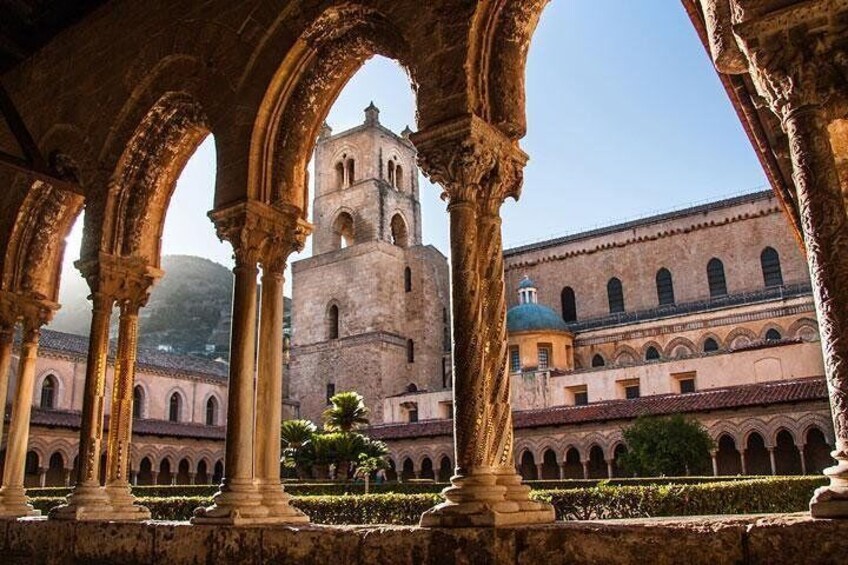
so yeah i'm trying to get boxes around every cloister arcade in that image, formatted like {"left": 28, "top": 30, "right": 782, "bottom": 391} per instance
{"left": 0, "top": 0, "right": 846, "bottom": 535}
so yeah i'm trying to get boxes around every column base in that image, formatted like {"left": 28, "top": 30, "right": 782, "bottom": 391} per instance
{"left": 419, "top": 468, "right": 554, "bottom": 527}
{"left": 49, "top": 484, "right": 114, "bottom": 521}
{"left": 257, "top": 480, "right": 310, "bottom": 523}
{"left": 103, "top": 483, "right": 151, "bottom": 521}
{"left": 0, "top": 486, "right": 40, "bottom": 518}
{"left": 191, "top": 479, "right": 272, "bottom": 526}
{"left": 810, "top": 459, "right": 848, "bottom": 518}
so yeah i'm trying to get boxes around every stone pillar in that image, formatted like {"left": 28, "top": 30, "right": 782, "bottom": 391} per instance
{"left": 0, "top": 302, "right": 52, "bottom": 517}
{"left": 731, "top": 5, "right": 848, "bottom": 517}
{"left": 39, "top": 468, "right": 47, "bottom": 488}
{"left": 130, "top": 471, "right": 137, "bottom": 487}
{"left": 194, "top": 201, "right": 310, "bottom": 525}
{"left": 581, "top": 461, "right": 589, "bottom": 480}
{"left": 605, "top": 460, "right": 614, "bottom": 479}
{"left": 558, "top": 463, "right": 566, "bottom": 480}
{"left": 64, "top": 470, "right": 71, "bottom": 487}
{"left": 740, "top": 452, "right": 747, "bottom": 476}
{"left": 799, "top": 447, "right": 807, "bottom": 476}
{"left": 150, "top": 471, "right": 158, "bottom": 485}
{"left": 0, "top": 292, "right": 17, "bottom": 449}
{"left": 254, "top": 205, "right": 309, "bottom": 523}
{"left": 413, "top": 116, "right": 553, "bottom": 527}
{"left": 710, "top": 451, "right": 718, "bottom": 477}
{"left": 188, "top": 473, "right": 196, "bottom": 486}
{"left": 768, "top": 448, "right": 777, "bottom": 476}
{"left": 103, "top": 264, "right": 159, "bottom": 520}
{"left": 51, "top": 259, "right": 117, "bottom": 520}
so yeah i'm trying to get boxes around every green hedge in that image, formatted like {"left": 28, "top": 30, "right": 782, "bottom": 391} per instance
{"left": 25, "top": 475, "right": 802, "bottom": 499}
{"left": 29, "top": 477, "right": 826, "bottom": 525}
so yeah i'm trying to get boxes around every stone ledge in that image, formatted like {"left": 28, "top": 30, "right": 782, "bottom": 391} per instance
{"left": 0, "top": 513, "right": 845, "bottom": 564}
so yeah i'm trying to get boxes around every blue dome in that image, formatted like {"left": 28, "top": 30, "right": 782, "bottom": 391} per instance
{"left": 507, "top": 303, "right": 569, "bottom": 333}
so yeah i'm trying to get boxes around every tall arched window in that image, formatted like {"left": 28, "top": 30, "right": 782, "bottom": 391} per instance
{"left": 655, "top": 268, "right": 675, "bottom": 306}
{"left": 40, "top": 375, "right": 57, "bottom": 409}
{"left": 407, "top": 339, "right": 415, "bottom": 363}
{"left": 395, "top": 164, "right": 403, "bottom": 189}
{"left": 169, "top": 392, "right": 181, "bottom": 422}
{"left": 707, "top": 258, "right": 727, "bottom": 297}
{"left": 390, "top": 214, "right": 409, "bottom": 247}
{"left": 404, "top": 267, "right": 412, "bottom": 292}
{"left": 561, "top": 286, "right": 577, "bottom": 322}
{"left": 591, "top": 354, "right": 606, "bottom": 368}
{"left": 333, "top": 212, "right": 355, "bottom": 249}
{"left": 133, "top": 385, "right": 144, "bottom": 419}
{"left": 607, "top": 277, "right": 624, "bottom": 314}
{"left": 387, "top": 160, "right": 395, "bottom": 186}
{"left": 328, "top": 304, "right": 340, "bottom": 340}
{"left": 760, "top": 247, "right": 783, "bottom": 287}
{"left": 206, "top": 396, "right": 218, "bottom": 426}
{"left": 335, "top": 161, "right": 345, "bottom": 189}
{"left": 346, "top": 158, "right": 355, "bottom": 185}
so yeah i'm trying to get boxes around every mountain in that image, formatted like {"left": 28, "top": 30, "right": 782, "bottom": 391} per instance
{"left": 49, "top": 255, "right": 290, "bottom": 359}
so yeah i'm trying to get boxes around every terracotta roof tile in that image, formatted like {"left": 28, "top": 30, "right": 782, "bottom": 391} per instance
{"left": 366, "top": 377, "right": 828, "bottom": 440}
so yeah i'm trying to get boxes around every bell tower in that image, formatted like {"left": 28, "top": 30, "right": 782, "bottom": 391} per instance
{"left": 311, "top": 102, "right": 422, "bottom": 256}
{"left": 288, "top": 103, "right": 452, "bottom": 425}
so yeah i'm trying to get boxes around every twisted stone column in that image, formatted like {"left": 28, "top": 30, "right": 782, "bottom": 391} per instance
{"left": 254, "top": 206, "right": 310, "bottom": 522}
{"left": 0, "top": 300, "right": 53, "bottom": 517}
{"left": 413, "top": 116, "right": 553, "bottom": 527}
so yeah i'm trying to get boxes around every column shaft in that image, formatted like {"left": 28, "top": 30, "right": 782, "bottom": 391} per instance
{"left": 0, "top": 320, "right": 41, "bottom": 516}
{"left": 256, "top": 269, "right": 284, "bottom": 483}
{"left": 787, "top": 107, "right": 848, "bottom": 516}
{"left": 0, "top": 324, "right": 14, "bottom": 447}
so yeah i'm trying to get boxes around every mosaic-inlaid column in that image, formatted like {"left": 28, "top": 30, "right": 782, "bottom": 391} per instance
{"left": 103, "top": 264, "right": 160, "bottom": 520}
{"left": 254, "top": 205, "right": 310, "bottom": 522}
{"left": 0, "top": 300, "right": 53, "bottom": 517}
{"left": 413, "top": 116, "right": 554, "bottom": 527}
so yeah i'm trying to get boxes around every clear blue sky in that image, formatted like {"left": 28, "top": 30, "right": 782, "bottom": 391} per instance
{"left": 62, "top": 1, "right": 766, "bottom": 297}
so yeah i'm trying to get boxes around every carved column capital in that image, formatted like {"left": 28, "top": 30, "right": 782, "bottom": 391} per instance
{"left": 210, "top": 200, "right": 312, "bottom": 271}
{"left": 75, "top": 253, "right": 162, "bottom": 311}
{"left": 412, "top": 115, "right": 527, "bottom": 213}
{"left": 734, "top": 4, "right": 848, "bottom": 121}
{"left": 15, "top": 294, "right": 58, "bottom": 337}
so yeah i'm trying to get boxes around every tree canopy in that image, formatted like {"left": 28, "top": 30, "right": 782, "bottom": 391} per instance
{"left": 323, "top": 391, "right": 370, "bottom": 433}
{"left": 618, "top": 415, "right": 714, "bottom": 477}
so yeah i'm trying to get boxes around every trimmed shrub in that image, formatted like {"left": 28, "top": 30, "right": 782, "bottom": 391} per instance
{"left": 29, "top": 477, "right": 825, "bottom": 524}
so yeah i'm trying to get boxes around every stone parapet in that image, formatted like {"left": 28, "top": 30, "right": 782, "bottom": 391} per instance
{"left": 0, "top": 513, "right": 847, "bottom": 563}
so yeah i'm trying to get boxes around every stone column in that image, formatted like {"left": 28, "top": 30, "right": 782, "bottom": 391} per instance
{"left": 581, "top": 461, "right": 589, "bottom": 480}
{"left": 605, "top": 460, "right": 614, "bottom": 479}
{"left": 799, "top": 447, "right": 807, "bottom": 475}
{"left": 0, "top": 296, "right": 16, "bottom": 449}
{"left": 768, "top": 448, "right": 777, "bottom": 476}
{"left": 413, "top": 116, "right": 553, "bottom": 527}
{"left": 39, "top": 468, "right": 47, "bottom": 488}
{"left": 740, "top": 452, "right": 747, "bottom": 476}
{"left": 254, "top": 205, "right": 310, "bottom": 523}
{"left": 535, "top": 464, "right": 544, "bottom": 481}
{"left": 710, "top": 451, "right": 718, "bottom": 477}
{"left": 188, "top": 473, "right": 196, "bottom": 486}
{"left": 558, "top": 463, "right": 566, "bottom": 480}
{"left": 103, "top": 265, "right": 159, "bottom": 520}
{"left": 150, "top": 471, "right": 158, "bottom": 485}
{"left": 51, "top": 261, "right": 116, "bottom": 520}
{"left": 194, "top": 201, "right": 299, "bottom": 525}
{"left": 64, "top": 470, "right": 71, "bottom": 487}
{"left": 732, "top": 7, "right": 848, "bottom": 517}
{"left": 0, "top": 302, "right": 52, "bottom": 517}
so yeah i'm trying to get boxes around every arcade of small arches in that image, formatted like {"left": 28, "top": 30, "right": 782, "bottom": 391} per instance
{"left": 12, "top": 444, "right": 224, "bottom": 489}
{"left": 577, "top": 318, "right": 818, "bottom": 370}
{"left": 0, "top": 0, "right": 846, "bottom": 529}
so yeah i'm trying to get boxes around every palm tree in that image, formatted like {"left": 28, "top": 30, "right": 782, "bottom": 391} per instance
{"left": 323, "top": 391, "right": 370, "bottom": 433}
{"left": 280, "top": 419, "right": 317, "bottom": 478}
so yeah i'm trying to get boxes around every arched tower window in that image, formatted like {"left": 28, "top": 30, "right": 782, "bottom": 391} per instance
{"left": 760, "top": 247, "right": 783, "bottom": 287}
{"left": 645, "top": 346, "right": 660, "bottom": 361}
{"left": 335, "top": 161, "right": 345, "bottom": 189}
{"left": 133, "top": 385, "right": 145, "bottom": 418}
{"left": 206, "top": 396, "right": 218, "bottom": 426}
{"left": 333, "top": 211, "right": 355, "bottom": 249}
{"left": 561, "top": 286, "right": 576, "bottom": 322}
{"left": 703, "top": 338, "right": 719, "bottom": 353}
{"left": 328, "top": 304, "right": 340, "bottom": 340}
{"left": 390, "top": 214, "right": 409, "bottom": 247}
{"left": 591, "top": 354, "right": 606, "bottom": 368}
{"left": 395, "top": 164, "right": 403, "bottom": 189}
{"left": 655, "top": 268, "right": 675, "bottom": 306}
{"left": 404, "top": 267, "right": 412, "bottom": 292}
{"left": 607, "top": 277, "right": 624, "bottom": 314}
{"left": 346, "top": 158, "right": 355, "bottom": 185}
{"left": 40, "top": 375, "right": 57, "bottom": 409}
{"left": 169, "top": 392, "right": 181, "bottom": 422}
{"left": 707, "top": 258, "right": 727, "bottom": 297}
{"left": 387, "top": 160, "right": 395, "bottom": 187}
{"left": 407, "top": 339, "right": 415, "bottom": 363}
